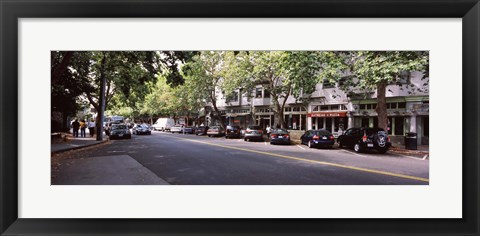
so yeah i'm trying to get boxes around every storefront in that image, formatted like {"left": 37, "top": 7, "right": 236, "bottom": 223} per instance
{"left": 255, "top": 107, "right": 273, "bottom": 131}
{"left": 283, "top": 106, "right": 307, "bottom": 130}
{"left": 225, "top": 107, "right": 251, "bottom": 129}
{"left": 308, "top": 111, "right": 348, "bottom": 134}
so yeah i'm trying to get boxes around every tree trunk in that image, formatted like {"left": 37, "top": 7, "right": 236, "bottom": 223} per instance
{"left": 274, "top": 102, "right": 285, "bottom": 129}
{"left": 96, "top": 53, "right": 107, "bottom": 141}
{"left": 212, "top": 102, "right": 225, "bottom": 129}
{"left": 62, "top": 111, "right": 69, "bottom": 132}
{"left": 375, "top": 81, "right": 388, "bottom": 131}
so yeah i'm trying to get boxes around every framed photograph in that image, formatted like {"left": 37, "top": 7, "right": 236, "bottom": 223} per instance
{"left": 1, "top": 0, "right": 479, "bottom": 235}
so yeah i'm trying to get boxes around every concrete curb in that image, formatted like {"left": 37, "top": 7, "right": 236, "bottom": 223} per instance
{"left": 51, "top": 139, "right": 109, "bottom": 155}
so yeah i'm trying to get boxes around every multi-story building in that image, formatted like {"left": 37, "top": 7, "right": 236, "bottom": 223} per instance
{"left": 206, "top": 71, "right": 429, "bottom": 146}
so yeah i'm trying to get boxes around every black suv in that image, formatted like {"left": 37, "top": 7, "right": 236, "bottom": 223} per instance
{"left": 225, "top": 125, "right": 241, "bottom": 139}
{"left": 337, "top": 127, "right": 391, "bottom": 153}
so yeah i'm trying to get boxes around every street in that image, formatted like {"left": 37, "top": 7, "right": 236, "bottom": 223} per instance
{"left": 52, "top": 130, "right": 429, "bottom": 185}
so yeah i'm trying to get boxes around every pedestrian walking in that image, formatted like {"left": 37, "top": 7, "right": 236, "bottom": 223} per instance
{"left": 80, "top": 119, "right": 87, "bottom": 138}
{"left": 88, "top": 118, "right": 96, "bottom": 137}
{"left": 72, "top": 119, "right": 80, "bottom": 137}
{"left": 266, "top": 125, "right": 271, "bottom": 140}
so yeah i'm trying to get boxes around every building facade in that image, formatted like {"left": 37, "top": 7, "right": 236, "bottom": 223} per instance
{"left": 206, "top": 71, "right": 429, "bottom": 146}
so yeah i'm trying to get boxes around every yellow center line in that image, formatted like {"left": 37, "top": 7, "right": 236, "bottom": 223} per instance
{"left": 170, "top": 136, "right": 429, "bottom": 183}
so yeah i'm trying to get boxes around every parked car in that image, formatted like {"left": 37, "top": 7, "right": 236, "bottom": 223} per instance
{"left": 225, "top": 125, "right": 241, "bottom": 139}
{"left": 269, "top": 128, "right": 290, "bottom": 145}
{"left": 109, "top": 124, "right": 131, "bottom": 139}
{"left": 132, "top": 124, "right": 151, "bottom": 135}
{"left": 195, "top": 126, "right": 209, "bottom": 135}
{"left": 244, "top": 125, "right": 263, "bottom": 141}
{"left": 337, "top": 127, "right": 391, "bottom": 153}
{"left": 152, "top": 118, "right": 175, "bottom": 131}
{"left": 207, "top": 126, "right": 225, "bottom": 137}
{"left": 104, "top": 120, "right": 123, "bottom": 135}
{"left": 182, "top": 126, "right": 196, "bottom": 134}
{"left": 170, "top": 125, "right": 184, "bottom": 133}
{"left": 300, "top": 129, "right": 335, "bottom": 148}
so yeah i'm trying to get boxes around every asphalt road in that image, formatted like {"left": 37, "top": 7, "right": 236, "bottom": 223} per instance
{"left": 66, "top": 130, "right": 429, "bottom": 185}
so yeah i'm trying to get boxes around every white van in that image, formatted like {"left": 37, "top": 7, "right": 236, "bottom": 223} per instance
{"left": 152, "top": 118, "right": 175, "bottom": 131}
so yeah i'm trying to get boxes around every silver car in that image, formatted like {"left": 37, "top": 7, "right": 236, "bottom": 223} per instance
{"left": 170, "top": 125, "right": 183, "bottom": 133}
{"left": 244, "top": 125, "right": 264, "bottom": 141}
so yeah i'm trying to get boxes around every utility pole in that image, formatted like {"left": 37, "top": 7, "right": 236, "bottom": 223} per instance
{"left": 96, "top": 53, "right": 107, "bottom": 141}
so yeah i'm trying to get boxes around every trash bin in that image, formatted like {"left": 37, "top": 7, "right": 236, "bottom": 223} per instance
{"left": 404, "top": 132, "right": 417, "bottom": 150}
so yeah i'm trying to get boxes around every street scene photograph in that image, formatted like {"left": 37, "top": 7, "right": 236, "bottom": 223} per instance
{"left": 51, "top": 51, "right": 430, "bottom": 185}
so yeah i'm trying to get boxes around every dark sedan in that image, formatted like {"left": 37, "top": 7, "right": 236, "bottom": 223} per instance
{"left": 300, "top": 129, "right": 335, "bottom": 148}
{"left": 109, "top": 124, "right": 132, "bottom": 140}
{"left": 269, "top": 128, "right": 290, "bottom": 145}
{"left": 132, "top": 124, "right": 151, "bottom": 135}
{"left": 195, "top": 126, "right": 209, "bottom": 135}
{"left": 225, "top": 125, "right": 241, "bottom": 139}
{"left": 182, "top": 126, "right": 196, "bottom": 134}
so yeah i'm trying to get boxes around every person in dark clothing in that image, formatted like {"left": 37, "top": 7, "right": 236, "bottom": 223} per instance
{"left": 72, "top": 119, "right": 80, "bottom": 137}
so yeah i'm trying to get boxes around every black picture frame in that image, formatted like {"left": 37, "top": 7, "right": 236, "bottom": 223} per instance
{"left": 1, "top": 0, "right": 479, "bottom": 235}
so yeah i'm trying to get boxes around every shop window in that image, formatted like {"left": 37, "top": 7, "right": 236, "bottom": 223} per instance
{"left": 340, "top": 104, "right": 347, "bottom": 110}
{"left": 227, "top": 92, "right": 239, "bottom": 102}
{"left": 361, "top": 118, "right": 369, "bottom": 128}
{"left": 255, "top": 87, "right": 262, "bottom": 98}
{"left": 335, "top": 117, "right": 348, "bottom": 132}
{"left": 394, "top": 117, "right": 404, "bottom": 135}
{"left": 264, "top": 89, "right": 271, "bottom": 98}
{"left": 323, "top": 79, "right": 335, "bottom": 88}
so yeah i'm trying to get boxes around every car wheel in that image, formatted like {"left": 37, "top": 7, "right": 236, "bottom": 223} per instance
{"left": 338, "top": 141, "right": 344, "bottom": 148}
{"left": 354, "top": 143, "right": 362, "bottom": 153}
{"left": 308, "top": 141, "right": 313, "bottom": 148}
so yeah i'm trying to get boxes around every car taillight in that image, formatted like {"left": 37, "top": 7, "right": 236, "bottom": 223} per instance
{"left": 271, "top": 134, "right": 278, "bottom": 138}
{"left": 284, "top": 134, "right": 289, "bottom": 138}
{"left": 258, "top": 130, "right": 263, "bottom": 134}
{"left": 362, "top": 135, "right": 367, "bottom": 142}
{"left": 329, "top": 135, "right": 334, "bottom": 140}
{"left": 387, "top": 136, "right": 390, "bottom": 142}
{"left": 313, "top": 135, "right": 320, "bottom": 140}
{"left": 246, "top": 130, "right": 252, "bottom": 134}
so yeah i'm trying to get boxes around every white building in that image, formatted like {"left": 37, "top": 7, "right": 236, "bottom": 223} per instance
{"left": 209, "top": 71, "right": 429, "bottom": 146}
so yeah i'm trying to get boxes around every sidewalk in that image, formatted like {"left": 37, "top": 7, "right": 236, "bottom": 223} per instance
{"left": 51, "top": 132, "right": 108, "bottom": 154}
{"left": 389, "top": 145, "right": 429, "bottom": 159}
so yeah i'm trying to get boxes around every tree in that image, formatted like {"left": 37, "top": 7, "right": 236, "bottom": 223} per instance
{"left": 222, "top": 51, "right": 323, "bottom": 128}
{"left": 182, "top": 51, "right": 226, "bottom": 128}
{"left": 51, "top": 51, "right": 91, "bottom": 132}
{"left": 320, "top": 51, "right": 429, "bottom": 131}
{"left": 52, "top": 51, "right": 196, "bottom": 133}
